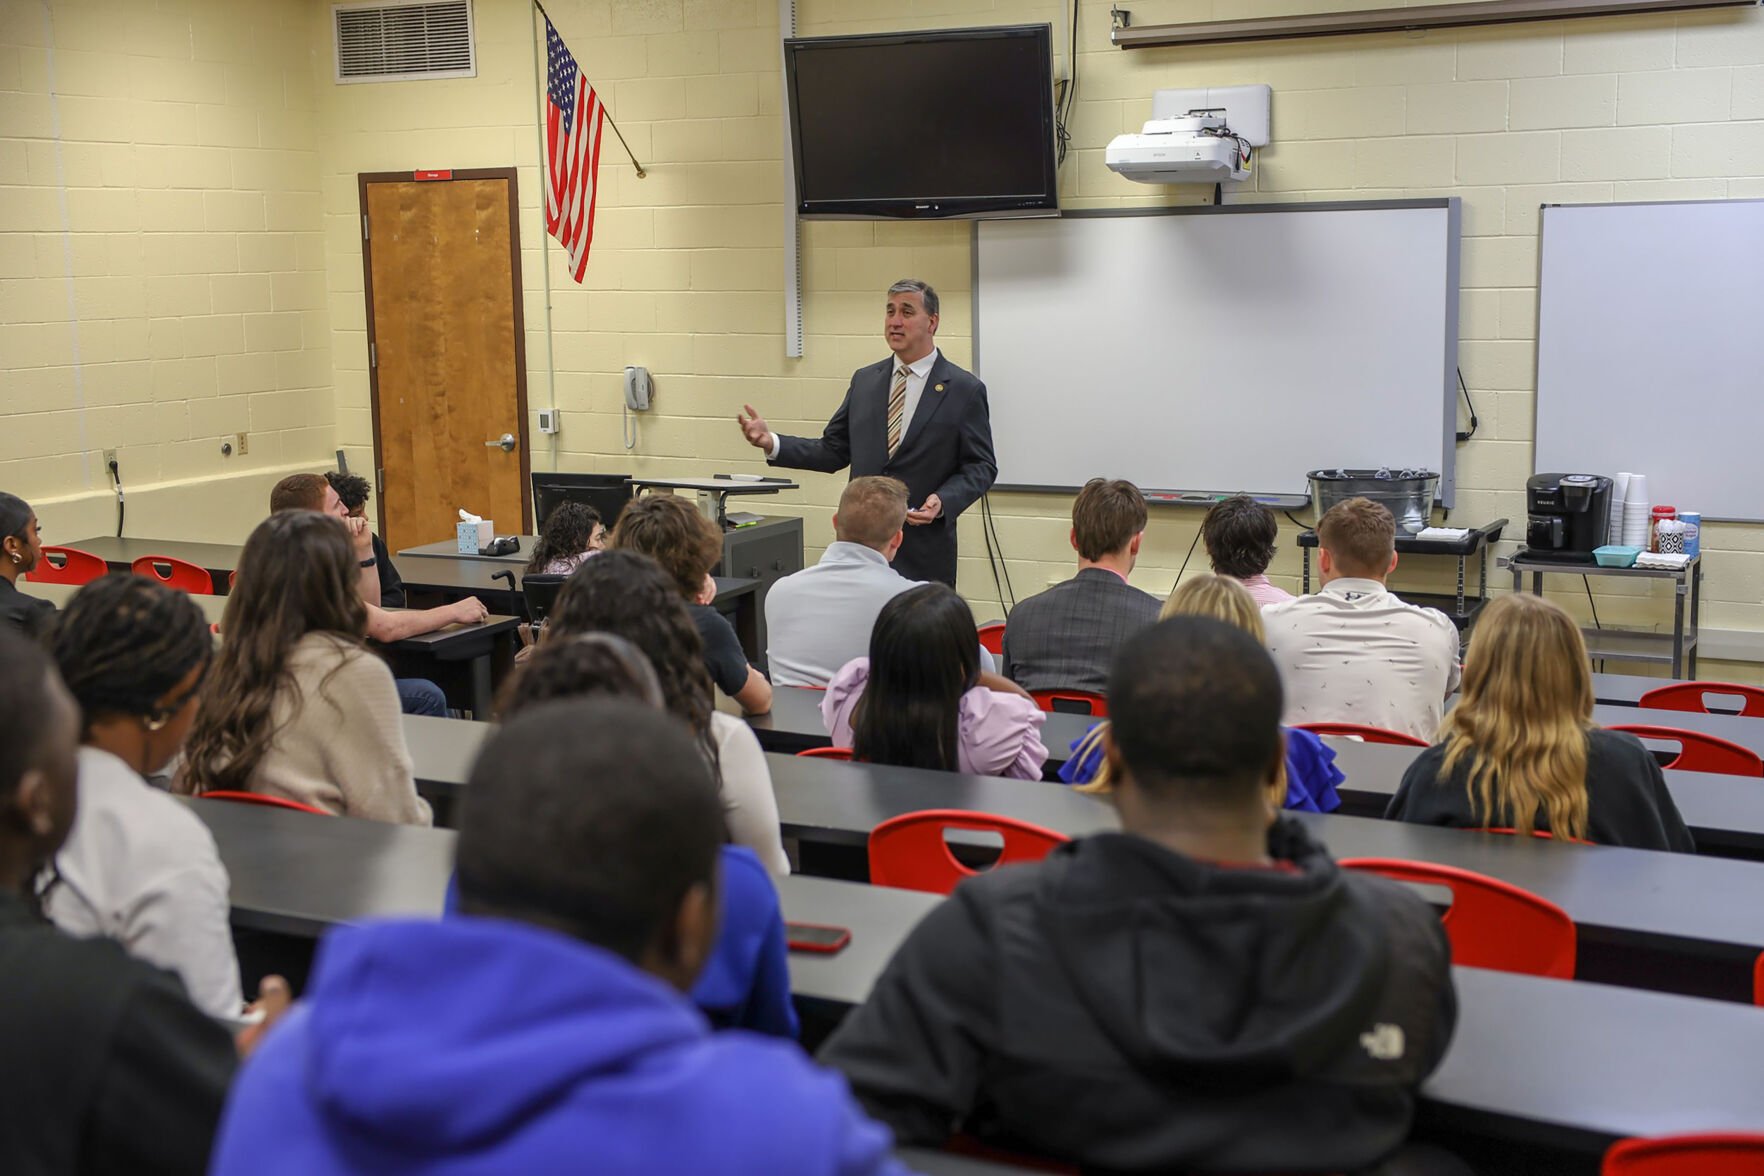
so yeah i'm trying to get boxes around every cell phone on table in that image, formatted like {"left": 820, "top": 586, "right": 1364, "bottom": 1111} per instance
{"left": 786, "top": 921, "right": 851, "bottom": 954}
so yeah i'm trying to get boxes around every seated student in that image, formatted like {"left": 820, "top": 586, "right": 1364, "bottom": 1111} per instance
{"left": 0, "top": 628, "right": 238, "bottom": 1174}
{"left": 612, "top": 493, "right": 772, "bottom": 715}
{"left": 494, "top": 633, "right": 796, "bottom": 1038}
{"left": 177, "top": 512, "right": 432, "bottom": 825}
{"left": 825, "top": 583, "right": 1047, "bottom": 779}
{"left": 548, "top": 551, "right": 788, "bottom": 874}
{"left": 1388, "top": 593, "right": 1695, "bottom": 852}
{"left": 820, "top": 617, "right": 1459, "bottom": 1175}
{"left": 1061, "top": 574, "right": 1343, "bottom": 814}
{"left": 210, "top": 699, "right": 906, "bottom": 1176}
{"left": 324, "top": 471, "right": 406, "bottom": 607}
{"left": 524, "top": 501, "right": 606, "bottom": 577}
{"left": 0, "top": 492, "right": 56, "bottom": 637}
{"left": 43, "top": 574, "right": 243, "bottom": 1022}
{"left": 1263, "top": 497, "right": 1461, "bottom": 742}
{"left": 270, "top": 473, "right": 487, "bottom": 716}
{"left": 1001, "top": 478, "right": 1162, "bottom": 694}
{"left": 1203, "top": 493, "right": 1295, "bottom": 606}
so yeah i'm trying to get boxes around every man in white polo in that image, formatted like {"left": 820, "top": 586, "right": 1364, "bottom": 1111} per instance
{"left": 1263, "top": 497, "right": 1460, "bottom": 742}
{"left": 766, "top": 476, "right": 994, "bottom": 688}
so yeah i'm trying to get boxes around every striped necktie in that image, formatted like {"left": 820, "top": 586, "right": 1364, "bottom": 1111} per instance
{"left": 886, "top": 364, "right": 909, "bottom": 456}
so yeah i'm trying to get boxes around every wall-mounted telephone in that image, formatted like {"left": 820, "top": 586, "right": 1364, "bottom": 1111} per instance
{"left": 624, "top": 366, "right": 653, "bottom": 411}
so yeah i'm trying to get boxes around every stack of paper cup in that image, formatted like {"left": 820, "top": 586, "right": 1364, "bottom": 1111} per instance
{"left": 1609, "top": 473, "right": 1631, "bottom": 546}
{"left": 1623, "top": 473, "right": 1651, "bottom": 547}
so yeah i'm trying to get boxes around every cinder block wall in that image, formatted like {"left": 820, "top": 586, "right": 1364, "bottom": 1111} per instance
{"left": 1, "top": 0, "right": 338, "bottom": 542}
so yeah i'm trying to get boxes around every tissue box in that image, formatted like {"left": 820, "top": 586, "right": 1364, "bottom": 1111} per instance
{"left": 457, "top": 520, "right": 494, "bottom": 554}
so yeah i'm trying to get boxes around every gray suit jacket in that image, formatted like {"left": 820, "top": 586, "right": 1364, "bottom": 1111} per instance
{"left": 1002, "top": 568, "right": 1164, "bottom": 694}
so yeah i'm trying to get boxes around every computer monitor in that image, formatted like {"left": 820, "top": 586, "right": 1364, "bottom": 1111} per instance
{"left": 531, "top": 472, "right": 633, "bottom": 532}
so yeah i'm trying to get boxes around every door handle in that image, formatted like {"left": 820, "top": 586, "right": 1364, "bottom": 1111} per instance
{"left": 485, "top": 433, "right": 516, "bottom": 452}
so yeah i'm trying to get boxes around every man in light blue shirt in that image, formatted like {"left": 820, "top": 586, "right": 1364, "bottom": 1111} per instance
{"left": 767, "top": 477, "right": 998, "bottom": 688}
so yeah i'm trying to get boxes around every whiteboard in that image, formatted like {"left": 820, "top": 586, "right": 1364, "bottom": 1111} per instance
{"left": 973, "top": 201, "right": 1460, "bottom": 504}
{"left": 1535, "top": 199, "right": 1764, "bottom": 522}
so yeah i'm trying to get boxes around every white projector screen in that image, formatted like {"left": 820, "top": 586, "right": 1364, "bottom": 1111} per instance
{"left": 1534, "top": 199, "right": 1764, "bottom": 522}
{"left": 973, "top": 201, "right": 1460, "bottom": 505}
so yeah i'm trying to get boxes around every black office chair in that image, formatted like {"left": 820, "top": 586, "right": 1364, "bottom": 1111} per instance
{"left": 520, "top": 574, "right": 568, "bottom": 630}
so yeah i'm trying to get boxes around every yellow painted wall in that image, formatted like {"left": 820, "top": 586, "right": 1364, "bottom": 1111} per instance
{"left": 8, "top": 0, "right": 1764, "bottom": 680}
{"left": 0, "top": 0, "right": 338, "bottom": 543}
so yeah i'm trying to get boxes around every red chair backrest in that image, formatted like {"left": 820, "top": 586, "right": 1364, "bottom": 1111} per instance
{"left": 1607, "top": 724, "right": 1764, "bottom": 777}
{"left": 27, "top": 546, "right": 109, "bottom": 586}
{"left": 869, "top": 809, "right": 1069, "bottom": 895}
{"left": 1030, "top": 689, "right": 1108, "bottom": 717}
{"left": 977, "top": 621, "right": 1006, "bottom": 656}
{"left": 1603, "top": 1133, "right": 1764, "bottom": 1175}
{"left": 199, "top": 790, "right": 333, "bottom": 817}
{"left": 1296, "top": 722, "right": 1430, "bottom": 747}
{"left": 1640, "top": 681, "right": 1764, "bottom": 718}
{"left": 1340, "top": 857, "right": 1577, "bottom": 979}
{"left": 797, "top": 746, "right": 855, "bottom": 761}
{"left": 1754, "top": 952, "right": 1764, "bottom": 1007}
{"left": 130, "top": 555, "right": 215, "bottom": 595}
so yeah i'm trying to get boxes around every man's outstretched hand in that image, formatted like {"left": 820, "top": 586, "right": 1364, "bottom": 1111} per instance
{"left": 737, "top": 404, "right": 774, "bottom": 452}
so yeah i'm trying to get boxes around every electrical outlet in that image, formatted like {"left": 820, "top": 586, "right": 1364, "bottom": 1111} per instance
{"left": 235, "top": 432, "right": 250, "bottom": 455}
{"left": 102, "top": 449, "right": 118, "bottom": 480}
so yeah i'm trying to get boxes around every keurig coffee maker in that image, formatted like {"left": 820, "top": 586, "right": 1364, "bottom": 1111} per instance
{"left": 1525, "top": 473, "right": 1613, "bottom": 562}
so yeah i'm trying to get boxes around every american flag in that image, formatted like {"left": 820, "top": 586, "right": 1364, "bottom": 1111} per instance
{"left": 544, "top": 17, "right": 605, "bottom": 284}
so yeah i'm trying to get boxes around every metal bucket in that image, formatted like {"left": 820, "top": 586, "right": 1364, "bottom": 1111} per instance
{"left": 1307, "top": 468, "right": 1439, "bottom": 535}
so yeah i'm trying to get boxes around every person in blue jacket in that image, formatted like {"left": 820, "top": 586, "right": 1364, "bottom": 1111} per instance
{"left": 210, "top": 698, "right": 904, "bottom": 1176}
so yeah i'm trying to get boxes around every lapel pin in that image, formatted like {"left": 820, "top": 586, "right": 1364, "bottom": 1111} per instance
{"left": 934, "top": 383, "right": 945, "bottom": 392}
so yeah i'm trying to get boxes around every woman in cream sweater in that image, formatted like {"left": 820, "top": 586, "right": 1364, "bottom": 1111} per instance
{"left": 179, "top": 511, "right": 430, "bottom": 825}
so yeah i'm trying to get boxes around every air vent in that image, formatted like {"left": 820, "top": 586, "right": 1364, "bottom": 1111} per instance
{"left": 334, "top": 1, "right": 476, "bottom": 84}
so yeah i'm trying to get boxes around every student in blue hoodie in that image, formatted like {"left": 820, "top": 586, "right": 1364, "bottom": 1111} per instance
{"left": 210, "top": 699, "right": 906, "bottom": 1176}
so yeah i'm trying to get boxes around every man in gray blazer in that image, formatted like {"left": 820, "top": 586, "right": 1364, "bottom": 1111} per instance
{"left": 1003, "top": 479, "right": 1163, "bottom": 695}
{"left": 736, "top": 279, "right": 997, "bottom": 587}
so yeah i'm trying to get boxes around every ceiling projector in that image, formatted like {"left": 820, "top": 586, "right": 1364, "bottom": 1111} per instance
{"left": 1106, "top": 110, "right": 1253, "bottom": 184}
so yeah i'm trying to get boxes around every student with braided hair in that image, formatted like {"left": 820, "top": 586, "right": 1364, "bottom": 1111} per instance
{"left": 44, "top": 573, "right": 244, "bottom": 1022}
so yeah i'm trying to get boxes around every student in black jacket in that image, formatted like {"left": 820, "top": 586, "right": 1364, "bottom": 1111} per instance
{"left": 0, "top": 492, "right": 56, "bottom": 638}
{"left": 0, "top": 628, "right": 237, "bottom": 1175}
{"left": 820, "top": 616, "right": 1461, "bottom": 1175}
{"left": 1386, "top": 592, "right": 1694, "bottom": 852}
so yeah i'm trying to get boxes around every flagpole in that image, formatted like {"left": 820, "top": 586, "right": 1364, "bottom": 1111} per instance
{"left": 530, "top": 0, "right": 560, "bottom": 462}
{"left": 533, "top": 0, "right": 647, "bottom": 178}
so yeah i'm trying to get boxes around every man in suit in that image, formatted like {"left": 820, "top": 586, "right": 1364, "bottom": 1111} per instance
{"left": 737, "top": 279, "right": 996, "bottom": 586}
{"left": 1002, "top": 478, "right": 1163, "bottom": 694}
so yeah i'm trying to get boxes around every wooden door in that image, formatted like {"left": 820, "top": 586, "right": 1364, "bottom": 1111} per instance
{"left": 361, "top": 170, "right": 530, "bottom": 552}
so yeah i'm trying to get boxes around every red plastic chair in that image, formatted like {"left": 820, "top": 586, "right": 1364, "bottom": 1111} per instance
{"left": 131, "top": 555, "right": 215, "bottom": 595}
{"left": 1754, "top": 952, "right": 1764, "bottom": 1007}
{"left": 1297, "top": 721, "right": 1429, "bottom": 747}
{"left": 1603, "top": 1133, "right": 1764, "bottom": 1174}
{"left": 977, "top": 621, "right": 1006, "bottom": 656}
{"left": 27, "top": 545, "right": 109, "bottom": 585}
{"left": 1640, "top": 681, "right": 1764, "bottom": 718}
{"left": 797, "top": 746, "right": 855, "bottom": 761}
{"left": 1607, "top": 724, "right": 1764, "bottom": 777}
{"left": 1480, "top": 827, "right": 1596, "bottom": 847}
{"left": 199, "top": 790, "right": 333, "bottom": 817}
{"left": 1340, "top": 858, "right": 1577, "bottom": 979}
{"left": 869, "top": 809, "right": 1069, "bottom": 895}
{"left": 1030, "top": 689, "right": 1108, "bottom": 717}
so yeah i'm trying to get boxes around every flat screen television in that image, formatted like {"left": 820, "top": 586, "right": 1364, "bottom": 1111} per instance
{"left": 784, "top": 24, "right": 1058, "bottom": 220}
{"left": 530, "top": 472, "right": 633, "bottom": 532}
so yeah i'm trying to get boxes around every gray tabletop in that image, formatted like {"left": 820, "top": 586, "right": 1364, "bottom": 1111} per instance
{"left": 1592, "top": 701, "right": 1764, "bottom": 757}
{"left": 181, "top": 797, "right": 1764, "bottom": 1155}
{"left": 397, "top": 555, "right": 759, "bottom": 604}
{"left": 24, "top": 578, "right": 227, "bottom": 623}
{"left": 1592, "top": 671, "right": 1672, "bottom": 706}
{"left": 399, "top": 536, "right": 539, "bottom": 564}
{"left": 62, "top": 535, "right": 243, "bottom": 582}
{"left": 745, "top": 685, "right": 1098, "bottom": 765}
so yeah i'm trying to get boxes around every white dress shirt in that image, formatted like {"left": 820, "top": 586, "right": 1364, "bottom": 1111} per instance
{"left": 767, "top": 348, "right": 939, "bottom": 460}
{"left": 1262, "top": 578, "right": 1462, "bottom": 742}
{"left": 48, "top": 746, "right": 244, "bottom": 1022}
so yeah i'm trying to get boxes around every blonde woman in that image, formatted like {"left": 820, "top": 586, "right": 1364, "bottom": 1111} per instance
{"left": 1386, "top": 594, "right": 1693, "bottom": 850}
{"left": 1058, "top": 574, "right": 1344, "bottom": 813}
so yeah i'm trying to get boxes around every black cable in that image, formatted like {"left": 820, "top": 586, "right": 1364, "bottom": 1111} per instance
{"left": 108, "top": 458, "right": 124, "bottom": 537}
{"left": 1455, "top": 367, "right": 1479, "bottom": 443}
{"left": 1582, "top": 575, "right": 1601, "bottom": 629}
{"left": 979, "top": 495, "right": 1013, "bottom": 617}
{"left": 1282, "top": 509, "right": 1308, "bottom": 531}
{"left": 1053, "top": 0, "right": 1078, "bottom": 165}
{"left": 986, "top": 495, "right": 1015, "bottom": 609}
{"left": 1172, "top": 525, "right": 1203, "bottom": 589}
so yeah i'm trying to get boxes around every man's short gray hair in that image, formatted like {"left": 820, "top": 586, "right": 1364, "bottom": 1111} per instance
{"left": 887, "top": 278, "right": 938, "bottom": 317}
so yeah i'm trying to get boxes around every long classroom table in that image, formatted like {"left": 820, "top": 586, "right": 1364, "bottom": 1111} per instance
{"left": 182, "top": 797, "right": 1764, "bottom": 1163}
{"left": 400, "top": 715, "right": 1764, "bottom": 1000}
{"left": 23, "top": 580, "right": 521, "bottom": 717}
{"left": 60, "top": 534, "right": 247, "bottom": 591}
